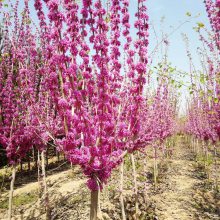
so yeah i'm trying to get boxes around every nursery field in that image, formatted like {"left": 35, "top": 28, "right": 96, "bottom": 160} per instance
{"left": 0, "top": 135, "right": 220, "bottom": 219}
{"left": 0, "top": 0, "right": 220, "bottom": 219}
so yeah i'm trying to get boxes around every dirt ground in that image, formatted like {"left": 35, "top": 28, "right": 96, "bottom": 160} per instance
{"left": 0, "top": 136, "right": 220, "bottom": 220}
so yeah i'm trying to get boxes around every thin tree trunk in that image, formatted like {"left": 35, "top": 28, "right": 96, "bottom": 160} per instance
{"left": 202, "top": 141, "right": 207, "bottom": 169}
{"left": 41, "top": 150, "right": 50, "bottom": 219}
{"left": 119, "top": 160, "right": 126, "bottom": 220}
{"left": 97, "top": 186, "right": 102, "bottom": 219}
{"left": 37, "top": 150, "right": 42, "bottom": 198}
{"left": 131, "top": 153, "right": 138, "bottom": 219}
{"left": 8, "top": 165, "right": 16, "bottom": 220}
{"left": 205, "top": 144, "right": 209, "bottom": 179}
{"left": 214, "top": 145, "right": 219, "bottom": 191}
{"left": 34, "top": 146, "right": 38, "bottom": 168}
{"left": 20, "top": 161, "right": 23, "bottom": 172}
{"left": 57, "top": 151, "right": 60, "bottom": 162}
{"left": 90, "top": 190, "right": 99, "bottom": 220}
{"left": 28, "top": 152, "right": 31, "bottom": 174}
{"left": 32, "top": 148, "right": 35, "bottom": 164}
{"left": 46, "top": 149, "right": 49, "bottom": 168}
{"left": 191, "top": 137, "right": 195, "bottom": 153}
{"left": 144, "top": 150, "right": 148, "bottom": 192}
{"left": 153, "top": 146, "right": 158, "bottom": 189}
{"left": 195, "top": 139, "right": 199, "bottom": 161}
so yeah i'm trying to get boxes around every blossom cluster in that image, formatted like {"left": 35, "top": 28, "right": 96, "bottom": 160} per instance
{"left": 204, "top": 0, "right": 220, "bottom": 49}
{"left": 185, "top": 0, "right": 220, "bottom": 143}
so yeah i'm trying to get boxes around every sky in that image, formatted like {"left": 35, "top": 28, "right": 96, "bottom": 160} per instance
{"left": 146, "top": 0, "right": 211, "bottom": 114}
{"left": 147, "top": 0, "right": 210, "bottom": 71}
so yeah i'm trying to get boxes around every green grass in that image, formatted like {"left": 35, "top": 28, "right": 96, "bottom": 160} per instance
{"left": 0, "top": 192, "right": 38, "bottom": 209}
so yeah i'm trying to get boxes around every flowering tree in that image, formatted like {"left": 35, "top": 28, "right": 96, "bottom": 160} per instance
{"left": 186, "top": 0, "right": 220, "bottom": 141}
{"left": 32, "top": 0, "right": 150, "bottom": 219}
{"left": 183, "top": 1, "right": 220, "bottom": 188}
{"left": 0, "top": 2, "right": 63, "bottom": 218}
{"left": 204, "top": 0, "right": 220, "bottom": 50}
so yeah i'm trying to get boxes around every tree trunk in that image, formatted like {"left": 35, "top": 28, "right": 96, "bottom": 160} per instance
{"left": 153, "top": 146, "right": 158, "bottom": 189}
{"left": 214, "top": 145, "right": 219, "bottom": 191}
{"left": 57, "top": 151, "right": 60, "bottom": 162}
{"left": 32, "top": 148, "right": 35, "bottom": 164}
{"left": 46, "top": 149, "right": 49, "bottom": 168}
{"left": 191, "top": 137, "right": 195, "bottom": 153}
{"left": 144, "top": 150, "right": 148, "bottom": 192}
{"left": 131, "top": 153, "right": 139, "bottom": 219}
{"left": 202, "top": 141, "right": 206, "bottom": 169}
{"left": 34, "top": 146, "right": 38, "bottom": 168}
{"left": 20, "top": 161, "right": 23, "bottom": 172}
{"left": 196, "top": 139, "right": 199, "bottom": 160}
{"left": 28, "top": 153, "right": 31, "bottom": 174}
{"left": 41, "top": 151, "right": 50, "bottom": 219}
{"left": 8, "top": 165, "right": 16, "bottom": 220}
{"left": 90, "top": 190, "right": 99, "bottom": 220}
{"left": 119, "top": 160, "right": 126, "bottom": 220}
{"left": 37, "top": 150, "right": 42, "bottom": 198}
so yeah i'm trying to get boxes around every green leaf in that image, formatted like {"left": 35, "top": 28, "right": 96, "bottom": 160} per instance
{"left": 186, "top": 12, "right": 191, "bottom": 17}
{"left": 200, "top": 75, "right": 205, "bottom": 84}
{"left": 197, "top": 22, "right": 205, "bottom": 28}
{"left": 208, "top": 89, "right": 213, "bottom": 94}
{"left": 208, "top": 96, "right": 212, "bottom": 101}
{"left": 199, "top": 90, "right": 204, "bottom": 97}
{"left": 214, "top": 97, "right": 219, "bottom": 104}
